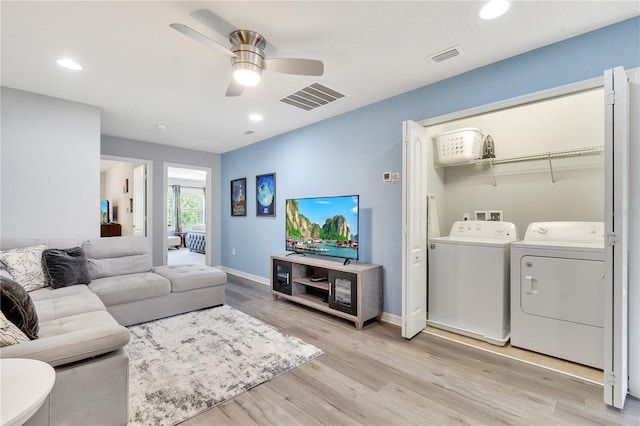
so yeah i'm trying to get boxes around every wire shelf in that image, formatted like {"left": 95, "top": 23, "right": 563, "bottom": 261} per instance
{"left": 440, "top": 145, "right": 604, "bottom": 186}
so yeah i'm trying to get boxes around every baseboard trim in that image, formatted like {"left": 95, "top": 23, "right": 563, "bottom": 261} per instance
{"left": 380, "top": 312, "right": 401, "bottom": 326}
{"left": 219, "top": 266, "right": 270, "bottom": 286}
{"left": 221, "top": 266, "right": 398, "bottom": 325}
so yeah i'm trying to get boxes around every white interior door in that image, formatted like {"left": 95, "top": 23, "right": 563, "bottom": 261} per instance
{"left": 132, "top": 165, "right": 146, "bottom": 236}
{"left": 603, "top": 66, "right": 629, "bottom": 408}
{"left": 627, "top": 68, "right": 640, "bottom": 399}
{"left": 402, "top": 120, "right": 429, "bottom": 338}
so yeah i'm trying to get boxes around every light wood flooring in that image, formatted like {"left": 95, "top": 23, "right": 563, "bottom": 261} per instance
{"left": 423, "top": 326, "right": 604, "bottom": 384}
{"left": 181, "top": 277, "right": 639, "bottom": 425}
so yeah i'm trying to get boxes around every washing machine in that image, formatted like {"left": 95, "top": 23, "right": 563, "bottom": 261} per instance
{"left": 510, "top": 222, "right": 604, "bottom": 369}
{"left": 428, "top": 220, "right": 519, "bottom": 346}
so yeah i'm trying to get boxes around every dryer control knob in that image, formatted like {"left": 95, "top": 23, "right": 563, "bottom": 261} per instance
{"left": 537, "top": 225, "right": 549, "bottom": 234}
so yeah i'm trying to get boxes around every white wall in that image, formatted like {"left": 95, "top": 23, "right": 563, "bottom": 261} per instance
{"left": 427, "top": 88, "right": 604, "bottom": 235}
{"left": 1, "top": 87, "right": 100, "bottom": 241}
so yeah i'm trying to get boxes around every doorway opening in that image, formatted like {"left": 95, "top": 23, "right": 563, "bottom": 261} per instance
{"left": 100, "top": 156, "right": 151, "bottom": 241}
{"left": 165, "top": 165, "right": 211, "bottom": 266}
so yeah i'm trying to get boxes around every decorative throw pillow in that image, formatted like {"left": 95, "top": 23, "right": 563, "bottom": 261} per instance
{"left": 0, "top": 245, "right": 48, "bottom": 292}
{"left": 0, "top": 310, "right": 29, "bottom": 347}
{"left": 0, "top": 276, "right": 39, "bottom": 340}
{"left": 42, "top": 247, "right": 91, "bottom": 289}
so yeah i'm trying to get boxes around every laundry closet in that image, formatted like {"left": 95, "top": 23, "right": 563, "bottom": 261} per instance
{"left": 429, "top": 87, "right": 604, "bottom": 234}
{"left": 401, "top": 66, "right": 638, "bottom": 408}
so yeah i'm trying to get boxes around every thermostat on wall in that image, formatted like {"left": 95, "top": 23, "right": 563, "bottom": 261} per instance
{"left": 383, "top": 172, "right": 400, "bottom": 183}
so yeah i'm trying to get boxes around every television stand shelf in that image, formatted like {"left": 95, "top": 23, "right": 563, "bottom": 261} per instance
{"left": 271, "top": 255, "right": 382, "bottom": 329}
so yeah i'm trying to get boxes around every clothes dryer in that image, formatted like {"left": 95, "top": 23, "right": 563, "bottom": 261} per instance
{"left": 510, "top": 222, "right": 604, "bottom": 369}
{"left": 428, "top": 220, "right": 518, "bottom": 346}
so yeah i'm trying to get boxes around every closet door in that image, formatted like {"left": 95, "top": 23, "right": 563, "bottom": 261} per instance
{"left": 603, "top": 66, "right": 629, "bottom": 409}
{"left": 402, "top": 120, "right": 428, "bottom": 338}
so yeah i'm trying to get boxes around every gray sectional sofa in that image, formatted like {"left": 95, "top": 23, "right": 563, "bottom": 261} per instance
{"left": 0, "top": 235, "right": 227, "bottom": 426}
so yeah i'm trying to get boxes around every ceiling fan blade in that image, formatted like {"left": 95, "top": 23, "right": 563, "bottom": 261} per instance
{"left": 191, "top": 9, "right": 238, "bottom": 41}
{"left": 170, "top": 23, "right": 237, "bottom": 58}
{"left": 225, "top": 80, "right": 245, "bottom": 97}
{"left": 263, "top": 58, "right": 324, "bottom": 76}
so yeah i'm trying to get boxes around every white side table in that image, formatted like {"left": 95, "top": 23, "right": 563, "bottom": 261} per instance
{"left": 1, "top": 358, "right": 55, "bottom": 426}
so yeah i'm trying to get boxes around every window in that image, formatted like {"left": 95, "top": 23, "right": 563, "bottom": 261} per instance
{"left": 180, "top": 187, "right": 205, "bottom": 228}
{"left": 168, "top": 186, "right": 205, "bottom": 230}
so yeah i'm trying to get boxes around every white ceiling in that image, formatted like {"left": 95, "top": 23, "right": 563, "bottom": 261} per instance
{"left": 2, "top": 1, "right": 638, "bottom": 154}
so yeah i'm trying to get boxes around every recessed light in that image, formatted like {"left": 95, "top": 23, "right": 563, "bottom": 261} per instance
{"left": 155, "top": 123, "right": 168, "bottom": 132}
{"left": 249, "top": 113, "right": 263, "bottom": 122}
{"left": 56, "top": 58, "right": 83, "bottom": 71}
{"left": 479, "top": 0, "right": 510, "bottom": 20}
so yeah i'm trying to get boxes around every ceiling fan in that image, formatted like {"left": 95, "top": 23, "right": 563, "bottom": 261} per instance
{"left": 170, "top": 23, "right": 324, "bottom": 97}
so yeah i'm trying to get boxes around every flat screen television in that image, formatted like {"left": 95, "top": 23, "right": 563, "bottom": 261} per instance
{"left": 100, "top": 200, "right": 110, "bottom": 223}
{"left": 285, "top": 195, "right": 359, "bottom": 262}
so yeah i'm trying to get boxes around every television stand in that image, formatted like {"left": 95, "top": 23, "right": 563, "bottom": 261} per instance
{"left": 271, "top": 255, "right": 382, "bottom": 329}
{"left": 100, "top": 223, "right": 121, "bottom": 237}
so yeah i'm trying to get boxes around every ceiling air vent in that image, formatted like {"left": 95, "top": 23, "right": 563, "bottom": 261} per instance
{"left": 429, "top": 45, "right": 464, "bottom": 63}
{"left": 280, "top": 82, "right": 345, "bottom": 111}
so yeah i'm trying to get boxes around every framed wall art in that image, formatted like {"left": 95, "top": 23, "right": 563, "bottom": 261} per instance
{"left": 256, "top": 173, "right": 276, "bottom": 217}
{"left": 230, "top": 178, "right": 247, "bottom": 217}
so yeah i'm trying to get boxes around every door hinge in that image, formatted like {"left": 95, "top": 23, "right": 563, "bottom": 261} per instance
{"left": 606, "top": 91, "right": 618, "bottom": 105}
{"left": 606, "top": 371, "right": 616, "bottom": 386}
{"left": 607, "top": 233, "right": 619, "bottom": 246}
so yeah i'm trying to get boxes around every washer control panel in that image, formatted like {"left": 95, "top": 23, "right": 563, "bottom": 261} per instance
{"left": 449, "top": 220, "right": 518, "bottom": 241}
{"left": 524, "top": 222, "right": 604, "bottom": 244}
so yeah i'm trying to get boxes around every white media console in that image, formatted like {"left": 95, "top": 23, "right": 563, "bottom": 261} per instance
{"left": 270, "top": 255, "right": 382, "bottom": 329}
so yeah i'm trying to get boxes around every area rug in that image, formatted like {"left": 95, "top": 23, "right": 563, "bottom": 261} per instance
{"left": 125, "top": 305, "right": 323, "bottom": 425}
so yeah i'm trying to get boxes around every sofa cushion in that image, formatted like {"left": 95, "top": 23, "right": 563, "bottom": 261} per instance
{"left": 30, "top": 286, "right": 106, "bottom": 322}
{"left": 42, "top": 247, "right": 91, "bottom": 289}
{"left": 0, "top": 244, "right": 48, "bottom": 291}
{"left": 89, "top": 272, "right": 171, "bottom": 306}
{"left": 0, "top": 310, "right": 130, "bottom": 367}
{"left": 82, "top": 236, "right": 152, "bottom": 279}
{"left": 153, "top": 265, "right": 227, "bottom": 293}
{"left": 0, "top": 311, "right": 30, "bottom": 347}
{"left": 0, "top": 277, "right": 39, "bottom": 340}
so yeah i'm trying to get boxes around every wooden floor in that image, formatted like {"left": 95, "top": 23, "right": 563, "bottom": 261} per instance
{"left": 423, "top": 326, "right": 604, "bottom": 384}
{"left": 181, "top": 277, "right": 639, "bottom": 425}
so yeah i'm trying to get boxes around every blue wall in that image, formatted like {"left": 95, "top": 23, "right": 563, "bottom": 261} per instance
{"left": 221, "top": 17, "right": 640, "bottom": 317}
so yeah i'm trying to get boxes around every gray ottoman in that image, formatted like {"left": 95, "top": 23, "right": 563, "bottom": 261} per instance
{"left": 153, "top": 264, "right": 226, "bottom": 293}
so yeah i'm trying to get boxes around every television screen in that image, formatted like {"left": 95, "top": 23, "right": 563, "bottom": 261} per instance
{"left": 100, "top": 200, "right": 109, "bottom": 223}
{"left": 286, "top": 195, "right": 359, "bottom": 260}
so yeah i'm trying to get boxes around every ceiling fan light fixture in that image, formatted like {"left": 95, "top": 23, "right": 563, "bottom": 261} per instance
{"left": 231, "top": 45, "right": 264, "bottom": 87}
{"left": 233, "top": 67, "right": 262, "bottom": 86}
